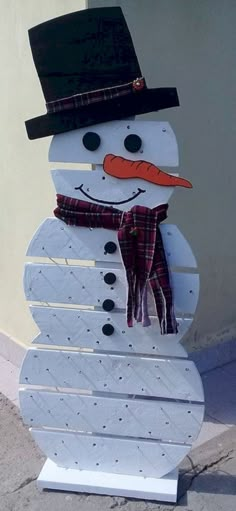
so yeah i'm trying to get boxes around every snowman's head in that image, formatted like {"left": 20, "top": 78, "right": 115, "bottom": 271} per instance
{"left": 49, "top": 120, "right": 191, "bottom": 211}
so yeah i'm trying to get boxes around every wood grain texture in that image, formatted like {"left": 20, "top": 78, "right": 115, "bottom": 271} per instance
{"left": 19, "top": 349, "right": 204, "bottom": 402}
{"left": 24, "top": 263, "right": 199, "bottom": 315}
{"left": 26, "top": 220, "right": 197, "bottom": 268}
{"left": 31, "top": 428, "right": 190, "bottom": 479}
{"left": 30, "top": 305, "right": 191, "bottom": 356}
{"left": 51, "top": 168, "right": 176, "bottom": 210}
{"left": 20, "top": 389, "right": 204, "bottom": 443}
{"left": 49, "top": 121, "right": 179, "bottom": 167}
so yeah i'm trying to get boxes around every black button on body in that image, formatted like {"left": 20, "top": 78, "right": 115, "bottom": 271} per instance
{"left": 102, "top": 324, "right": 114, "bottom": 336}
{"left": 104, "top": 241, "right": 117, "bottom": 254}
{"left": 102, "top": 299, "right": 115, "bottom": 311}
{"left": 124, "top": 134, "right": 142, "bottom": 153}
{"left": 82, "top": 132, "right": 101, "bottom": 151}
{"left": 104, "top": 272, "right": 116, "bottom": 285}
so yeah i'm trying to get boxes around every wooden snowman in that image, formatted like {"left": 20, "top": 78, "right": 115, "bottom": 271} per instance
{"left": 19, "top": 7, "right": 204, "bottom": 503}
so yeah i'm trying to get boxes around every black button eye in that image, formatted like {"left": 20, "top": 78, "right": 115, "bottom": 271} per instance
{"left": 102, "top": 324, "right": 114, "bottom": 336}
{"left": 82, "top": 132, "right": 101, "bottom": 151}
{"left": 104, "top": 273, "right": 116, "bottom": 285}
{"left": 104, "top": 241, "right": 117, "bottom": 254}
{"left": 102, "top": 299, "right": 115, "bottom": 312}
{"left": 124, "top": 134, "right": 142, "bottom": 153}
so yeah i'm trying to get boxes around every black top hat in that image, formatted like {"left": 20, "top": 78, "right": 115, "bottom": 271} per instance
{"left": 25, "top": 7, "right": 179, "bottom": 140}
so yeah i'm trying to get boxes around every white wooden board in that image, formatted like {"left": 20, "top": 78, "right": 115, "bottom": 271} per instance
{"left": 20, "top": 389, "right": 204, "bottom": 443}
{"left": 31, "top": 428, "right": 189, "bottom": 479}
{"left": 19, "top": 349, "right": 204, "bottom": 402}
{"left": 37, "top": 459, "right": 179, "bottom": 502}
{"left": 27, "top": 219, "right": 197, "bottom": 268}
{"left": 30, "top": 306, "right": 191, "bottom": 356}
{"left": 49, "top": 121, "right": 179, "bottom": 167}
{"left": 51, "top": 169, "right": 176, "bottom": 210}
{"left": 24, "top": 263, "right": 199, "bottom": 315}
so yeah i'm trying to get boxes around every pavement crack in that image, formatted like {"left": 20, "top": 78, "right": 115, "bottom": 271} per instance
{"left": 196, "top": 450, "right": 234, "bottom": 474}
{"left": 177, "top": 449, "right": 234, "bottom": 502}
{"left": 1, "top": 476, "right": 37, "bottom": 497}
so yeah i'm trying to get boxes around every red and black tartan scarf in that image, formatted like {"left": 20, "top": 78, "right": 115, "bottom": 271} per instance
{"left": 54, "top": 195, "right": 178, "bottom": 335}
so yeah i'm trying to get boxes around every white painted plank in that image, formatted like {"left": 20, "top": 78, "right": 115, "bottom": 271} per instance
{"left": 24, "top": 263, "right": 125, "bottom": 308}
{"left": 162, "top": 224, "right": 197, "bottom": 268}
{"left": 51, "top": 169, "right": 176, "bottom": 210}
{"left": 20, "top": 349, "right": 204, "bottom": 402}
{"left": 31, "top": 428, "right": 189, "bottom": 479}
{"left": 37, "top": 459, "right": 179, "bottom": 503}
{"left": 24, "top": 264, "right": 199, "bottom": 315}
{"left": 20, "top": 389, "right": 204, "bottom": 443}
{"left": 49, "top": 121, "right": 179, "bottom": 167}
{"left": 27, "top": 219, "right": 197, "bottom": 268}
{"left": 31, "top": 306, "right": 191, "bottom": 356}
{"left": 170, "top": 273, "right": 199, "bottom": 315}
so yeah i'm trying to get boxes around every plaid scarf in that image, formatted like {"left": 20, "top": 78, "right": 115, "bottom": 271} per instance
{"left": 54, "top": 195, "right": 178, "bottom": 334}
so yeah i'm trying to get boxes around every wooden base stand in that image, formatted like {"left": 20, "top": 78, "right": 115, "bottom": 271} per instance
{"left": 37, "top": 458, "right": 179, "bottom": 502}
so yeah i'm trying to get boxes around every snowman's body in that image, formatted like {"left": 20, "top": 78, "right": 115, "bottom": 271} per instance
{"left": 19, "top": 119, "right": 204, "bottom": 501}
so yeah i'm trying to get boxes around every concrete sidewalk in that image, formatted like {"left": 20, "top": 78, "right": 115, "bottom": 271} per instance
{"left": 0, "top": 355, "right": 236, "bottom": 510}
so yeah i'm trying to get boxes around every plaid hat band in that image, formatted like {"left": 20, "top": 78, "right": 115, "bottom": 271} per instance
{"left": 46, "top": 77, "right": 146, "bottom": 114}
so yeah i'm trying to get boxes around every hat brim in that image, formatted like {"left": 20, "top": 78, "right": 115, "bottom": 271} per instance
{"left": 25, "top": 87, "right": 179, "bottom": 140}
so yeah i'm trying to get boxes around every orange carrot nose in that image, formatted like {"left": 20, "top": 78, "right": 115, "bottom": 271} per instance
{"left": 103, "top": 154, "right": 192, "bottom": 189}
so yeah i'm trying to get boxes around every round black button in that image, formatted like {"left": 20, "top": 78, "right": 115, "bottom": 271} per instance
{"left": 102, "top": 299, "right": 115, "bottom": 311}
{"left": 104, "top": 241, "right": 117, "bottom": 254}
{"left": 102, "top": 324, "right": 114, "bottom": 336}
{"left": 104, "top": 273, "right": 116, "bottom": 285}
{"left": 82, "top": 132, "right": 101, "bottom": 151}
{"left": 124, "top": 134, "right": 142, "bottom": 153}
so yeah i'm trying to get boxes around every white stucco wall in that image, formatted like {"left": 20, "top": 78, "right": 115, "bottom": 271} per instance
{"left": 88, "top": 0, "right": 236, "bottom": 351}
{"left": 0, "top": 0, "right": 87, "bottom": 348}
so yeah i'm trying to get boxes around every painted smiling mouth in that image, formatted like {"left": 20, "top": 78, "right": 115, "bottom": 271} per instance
{"left": 74, "top": 184, "right": 146, "bottom": 205}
